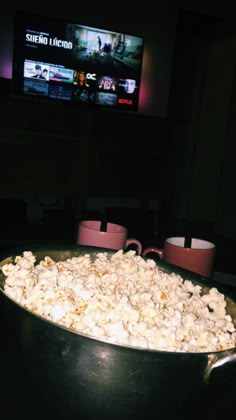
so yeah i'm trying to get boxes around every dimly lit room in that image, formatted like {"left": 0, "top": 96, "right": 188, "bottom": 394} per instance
{"left": 0, "top": 1, "right": 236, "bottom": 419}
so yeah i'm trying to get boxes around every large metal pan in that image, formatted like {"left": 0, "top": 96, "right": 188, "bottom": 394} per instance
{"left": 0, "top": 244, "right": 236, "bottom": 420}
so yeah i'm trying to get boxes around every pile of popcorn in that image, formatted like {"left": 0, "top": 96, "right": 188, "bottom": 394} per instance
{"left": 1, "top": 250, "right": 236, "bottom": 353}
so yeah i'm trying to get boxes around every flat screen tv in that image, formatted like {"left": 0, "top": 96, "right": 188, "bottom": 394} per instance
{"left": 12, "top": 11, "right": 144, "bottom": 112}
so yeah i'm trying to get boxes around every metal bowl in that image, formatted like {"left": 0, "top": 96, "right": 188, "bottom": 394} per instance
{"left": 0, "top": 244, "right": 236, "bottom": 420}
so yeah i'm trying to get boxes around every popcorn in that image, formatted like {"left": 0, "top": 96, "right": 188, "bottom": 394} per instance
{"left": 1, "top": 249, "right": 236, "bottom": 353}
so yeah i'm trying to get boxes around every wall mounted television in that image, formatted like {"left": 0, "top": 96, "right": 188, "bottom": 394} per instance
{"left": 12, "top": 11, "right": 144, "bottom": 112}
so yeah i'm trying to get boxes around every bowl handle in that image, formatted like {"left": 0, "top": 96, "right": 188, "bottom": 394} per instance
{"left": 126, "top": 239, "right": 142, "bottom": 255}
{"left": 142, "top": 247, "right": 164, "bottom": 259}
{"left": 204, "top": 349, "right": 236, "bottom": 383}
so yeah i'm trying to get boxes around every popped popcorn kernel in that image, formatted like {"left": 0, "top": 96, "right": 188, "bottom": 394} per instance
{"left": 1, "top": 249, "right": 236, "bottom": 353}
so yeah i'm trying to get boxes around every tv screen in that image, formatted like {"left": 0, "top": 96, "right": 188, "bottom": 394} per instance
{"left": 12, "top": 11, "right": 144, "bottom": 112}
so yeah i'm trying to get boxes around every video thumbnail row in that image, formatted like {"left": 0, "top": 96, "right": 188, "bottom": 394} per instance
{"left": 23, "top": 60, "right": 138, "bottom": 108}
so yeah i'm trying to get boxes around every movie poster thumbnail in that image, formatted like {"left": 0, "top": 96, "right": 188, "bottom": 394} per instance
{"left": 48, "top": 84, "right": 73, "bottom": 101}
{"left": 118, "top": 78, "right": 137, "bottom": 95}
{"left": 24, "top": 60, "right": 50, "bottom": 81}
{"left": 49, "top": 65, "right": 74, "bottom": 83}
{"left": 95, "top": 91, "right": 117, "bottom": 107}
{"left": 97, "top": 75, "right": 118, "bottom": 92}
{"left": 23, "top": 79, "right": 49, "bottom": 96}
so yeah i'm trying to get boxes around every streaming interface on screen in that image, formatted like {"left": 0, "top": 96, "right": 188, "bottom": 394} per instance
{"left": 13, "top": 12, "right": 144, "bottom": 111}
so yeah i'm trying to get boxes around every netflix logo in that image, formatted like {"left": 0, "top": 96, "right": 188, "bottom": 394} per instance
{"left": 118, "top": 98, "right": 133, "bottom": 105}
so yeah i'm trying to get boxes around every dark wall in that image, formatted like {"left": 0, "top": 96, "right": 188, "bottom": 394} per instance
{"left": 166, "top": 8, "right": 236, "bottom": 241}
{"left": 0, "top": 92, "right": 172, "bottom": 197}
